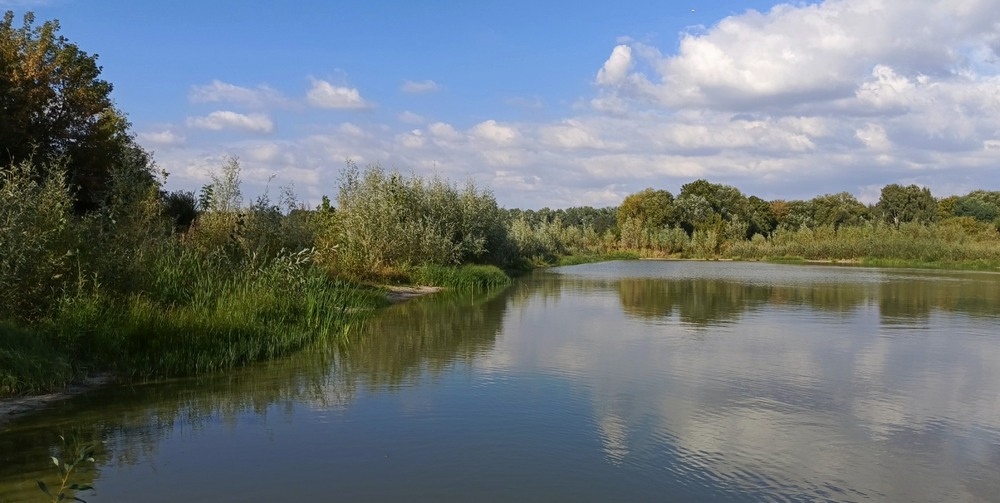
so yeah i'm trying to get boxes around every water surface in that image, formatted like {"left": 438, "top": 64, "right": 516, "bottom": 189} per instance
{"left": 2, "top": 261, "right": 999, "bottom": 502}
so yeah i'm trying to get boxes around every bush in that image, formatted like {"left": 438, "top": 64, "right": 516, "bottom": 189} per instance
{"left": 328, "top": 162, "right": 517, "bottom": 279}
{"left": 0, "top": 160, "right": 79, "bottom": 319}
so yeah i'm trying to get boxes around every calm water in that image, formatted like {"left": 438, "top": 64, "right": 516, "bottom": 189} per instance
{"left": 2, "top": 261, "right": 1000, "bottom": 502}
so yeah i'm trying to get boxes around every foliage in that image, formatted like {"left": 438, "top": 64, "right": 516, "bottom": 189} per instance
{"left": 0, "top": 160, "right": 78, "bottom": 319}
{"left": 0, "top": 11, "right": 154, "bottom": 212}
{"left": 952, "top": 194, "right": 1000, "bottom": 222}
{"left": 329, "top": 162, "right": 516, "bottom": 279}
{"left": 810, "top": 192, "right": 870, "bottom": 229}
{"left": 162, "top": 190, "right": 198, "bottom": 232}
{"left": 411, "top": 264, "right": 511, "bottom": 290}
{"left": 37, "top": 435, "right": 96, "bottom": 503}
{"left": 677, "top": 179, "right": 750, "bottom": 232}
{"left": 616, "top": 188, "right": 674, "bottom": 229}
{"left": 876, "top": 184, "right": 936, "bottom": 228}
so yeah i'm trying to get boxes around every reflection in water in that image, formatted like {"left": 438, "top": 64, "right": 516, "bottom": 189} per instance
{"left": 1, "top": 261, "right": 999, "bottom": 502}
{"left": 0, "top": 289, "right": 508, "bottom": 502}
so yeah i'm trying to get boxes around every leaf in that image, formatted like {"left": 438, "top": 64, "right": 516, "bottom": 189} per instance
{"left": 37, "top": 480, "right": 52, "bottom": 496}
{"left": 51, "top": 456, "right": 60, "bottom": 467}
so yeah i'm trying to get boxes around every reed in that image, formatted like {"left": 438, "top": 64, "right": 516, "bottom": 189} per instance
{"left": 411, "top": 264, "right": 511, "bottom": 290}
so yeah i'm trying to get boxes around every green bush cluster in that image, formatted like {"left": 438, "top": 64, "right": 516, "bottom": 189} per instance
{"left": 321, "top": 162, "right": 517, "bottom": 279}
{"left": 0, "top": 157, "right": 385, "bottom": 396}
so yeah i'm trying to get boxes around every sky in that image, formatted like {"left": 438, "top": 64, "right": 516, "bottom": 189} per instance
{"left": 5, "top": 0, "right": 1000, "bottom": 209}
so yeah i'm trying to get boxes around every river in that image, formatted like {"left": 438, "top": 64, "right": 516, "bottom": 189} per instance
{"left": 2, "top": 261, "right": 999, "bottom": 502}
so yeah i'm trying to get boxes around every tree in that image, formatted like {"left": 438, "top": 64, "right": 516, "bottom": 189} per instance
{"left": 1, "top": 11, "right": 153, "bottom": 212}
{"left": 771, "top": 199, "right": 814, "bottom": 230}
{"left": 616, "top": 188, "right": 675, "bottom": 229}
{"left": 747, "top": 195, "right": 776, "bottom": 237}
{"left": 810, "top": 192, "right": 869, "bottom": 229}
{"left": 876, "top": 184, "right": 936, "bottom": 228}
{"left": 676, "top": 179, "right": 750, "bottom": 235}
{"left": 953, "top": 195, "right": 999, "bottom": 223}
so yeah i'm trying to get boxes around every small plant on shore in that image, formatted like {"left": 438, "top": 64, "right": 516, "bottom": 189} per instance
{"left": 37, "top": 435, "right": 96, "bottom": 503}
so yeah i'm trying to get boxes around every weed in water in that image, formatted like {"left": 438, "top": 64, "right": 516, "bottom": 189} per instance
{"left": 37, "top": 435, "right": 96, "bottom": 503}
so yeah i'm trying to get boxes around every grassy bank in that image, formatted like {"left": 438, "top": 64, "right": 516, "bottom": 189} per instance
{"left": 1, "top": 262, "right": 388, "bottom": 396}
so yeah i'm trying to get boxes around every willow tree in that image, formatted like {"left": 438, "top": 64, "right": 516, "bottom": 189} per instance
{"left": 1, "top": 11, "right": 153, "bottom": 212}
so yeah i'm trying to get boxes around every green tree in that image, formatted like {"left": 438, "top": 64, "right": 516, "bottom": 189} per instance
{"left": 771, "top": 199, "right": 814, "bottom": 230}
{"left": 876, "top": 184, "right": 936, "bottom": 228}
{"left": 810, "top": 192, "right": 869, "bottom": 229}
{"left": 953, "top": 196, "right": 999, "bottom": 223}
{"left": 1, "top": 11, "right": 153, "bottom": 212}
{"left": 676, "top": 180, "right": 750, "bottom": 235}
{"left": 747, "top": 195, "right": 776, "bottom": 237}
{"left": 616, "top": 188, "right": 675, "bottom": 230}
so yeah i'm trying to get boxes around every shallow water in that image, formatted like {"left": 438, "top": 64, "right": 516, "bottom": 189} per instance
{"left": 2, "top": 261, "right": 999, "bottom": 502}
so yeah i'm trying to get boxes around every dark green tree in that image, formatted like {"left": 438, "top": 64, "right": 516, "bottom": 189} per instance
{"left": 876, "top": 184, "right": 936, "bottom": 227}
{"left": 810, "top": 192, "right": 869, "bottom": 229}
{"left": 953, "top": 195, "right": 999, "bottom": 223}
{"left": 1, "top": 11, "right": 154, "bottom": 212}
{"left": 747, "top": 195, "right": 777, "bottom": 236}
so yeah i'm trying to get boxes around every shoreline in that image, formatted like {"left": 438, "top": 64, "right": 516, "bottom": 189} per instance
{"left": 0, "top": 285, "right": 443, "bottom": 429}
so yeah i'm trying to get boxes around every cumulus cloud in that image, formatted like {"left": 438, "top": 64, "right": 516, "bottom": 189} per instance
{"left": 189, "top": 80, "right": 290, "bottom": 108}
{"left": 596, "top": 45, "right": 634, "bottom": 86}
{"left": 597, "top": 0, "right": 1000, "bottom": 111}
{"left": 186, "top": 111, "right": 275, "bottom": 134}
{"left": 400, "top": 79, "right": 440, "bottom": 93}
{"left": 471, "top": 120, "right": 519, "bottom": 145}
{"left": 158, "top": 0, "right": 1000, "bottom": 210}
{"left": 306, "top": 79, "right": 371, "bottom": 109}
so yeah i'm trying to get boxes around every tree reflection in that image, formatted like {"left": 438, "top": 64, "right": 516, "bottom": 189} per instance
{"left": 0, "top": 287, "right": 511, "bottom": 500}
{"left": 339, "top": 288, "right": 509, "bottom": 389}
{"left": 618, "top": 278, "right": 772, "bottom": 326}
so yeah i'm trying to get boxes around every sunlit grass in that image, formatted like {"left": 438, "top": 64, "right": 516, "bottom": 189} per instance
{"left": 411, "top": 264, "right": 511, "bottom": 290}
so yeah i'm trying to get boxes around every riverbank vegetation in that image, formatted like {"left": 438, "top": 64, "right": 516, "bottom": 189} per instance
{"left": 4, "top": 10, "right": 1000, "bottom": 398}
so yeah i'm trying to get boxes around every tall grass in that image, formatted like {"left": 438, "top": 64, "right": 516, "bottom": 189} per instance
{"left": 727, "top": 220, "right": 1000, "bottom": 267}
{"left": 411, "top": 264, "right": 511, "bottom": 290}
{"left": 48, "top": 269, "right": 385, "bottom": 379}
{"left": 0, "top": 158, "right": 387, "bottom": 396}
{"left": 325, "top": 162, "right": 517, "bottom": 279}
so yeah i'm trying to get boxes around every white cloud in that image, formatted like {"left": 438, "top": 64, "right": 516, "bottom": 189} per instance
{"left": 597, "top": 0, "right": 1000, "bottom": 111}
{"left": 138, "top": 129, "right": 185, "bottom": 147}
{"left": 539, "top": 121, "right": 607, "bottom": 150}
{"left": 596, "top": 45, "right": 634, "bottom": 87}
{"left": 427, "top": 122, "right": 462, "bottom": 142}
{"left": 306, "top": 79, "right": 371, "bottom": 110}
{"left": 189, "top": 80, "right": 289, "bottom": 108}
{"left": 158, "top": 0, "right": 1000, "bottom": 210}
{"left": 400, "top": 79, "right": 440, "bottom": 93}
{"left": 471, "top": 120, "right": 519, "bottom": 145}
{"left": 186, "top": 111, "right": 275, "bottom": 134}
{"left": 856, "top": 124, "right": 891, "bottom": 150}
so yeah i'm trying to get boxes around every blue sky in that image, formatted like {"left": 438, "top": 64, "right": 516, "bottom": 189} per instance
{"left": 5, "top": 0, "right": 1000, "bottom": 208}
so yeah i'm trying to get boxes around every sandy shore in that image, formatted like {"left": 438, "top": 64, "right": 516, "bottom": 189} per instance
{"left": 0, "top": 374, "right": 114, "bottom": 428}
{"left": 384, "top": 285, "right": 444, "bottom": 303}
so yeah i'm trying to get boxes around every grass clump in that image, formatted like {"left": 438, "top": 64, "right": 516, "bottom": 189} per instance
{"left": 0, "top": 322, "right": 75, "bottom": 396}
{"left": 411, "top": 264, "right": 511, "bottom": 290}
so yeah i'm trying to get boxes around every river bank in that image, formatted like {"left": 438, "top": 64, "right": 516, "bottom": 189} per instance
{"left": 0, "top": 284, "right": 444, "bottom": 428}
